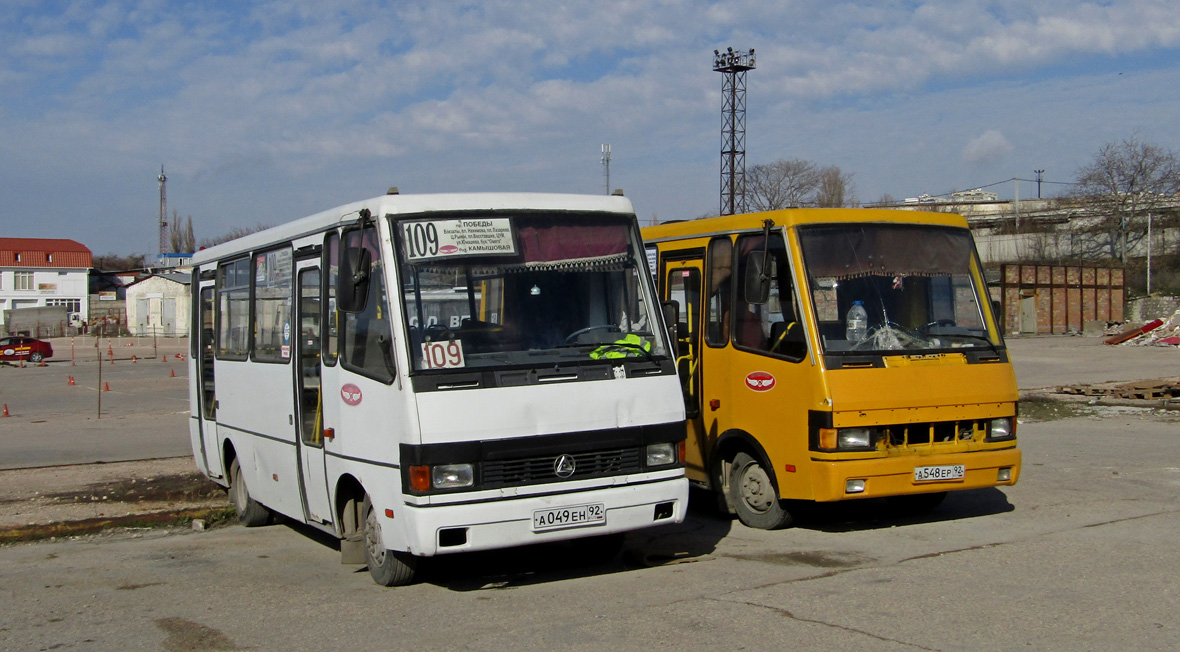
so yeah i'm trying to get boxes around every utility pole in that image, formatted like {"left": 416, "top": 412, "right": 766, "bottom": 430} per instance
{"left": 157, "top": 165, "right": 168, "bottom": 256}
{"left": 1034, "top": 169, "right": 1045, "bottom": 199}
{"left": 714, "top": 47, "right": 756, "bottom": 216}
{"left": 601, "top": 144, "right": 612, "bottom": 195}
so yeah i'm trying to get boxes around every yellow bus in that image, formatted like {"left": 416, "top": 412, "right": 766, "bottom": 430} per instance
{"left": 643, "top": 209, "right": 1020, "bottom": 529}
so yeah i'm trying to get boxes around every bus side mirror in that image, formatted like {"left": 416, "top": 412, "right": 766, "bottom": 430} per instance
{"left": 337, "top": 243, "right": 371, "bottom": 313}
{"left": 743, "top": 251, "right": 771, "bottom": 305}
{"left": 662, "top": 300, "right": 680, "bottom": 345}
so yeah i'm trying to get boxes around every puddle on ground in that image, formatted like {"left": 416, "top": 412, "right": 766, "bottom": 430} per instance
{"left": 156, "top": 617, "right": 242, "bottom": 652}
{"left": 728, "top": 549, "right": 873, "bottom": 568}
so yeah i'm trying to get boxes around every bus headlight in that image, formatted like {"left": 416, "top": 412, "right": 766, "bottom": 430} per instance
{"left": 987, "top": 418, "right": 1014, "bottom": 441}
{"left": 837, "top": 427, "right": 875, "bottom": 450}
{"left": 432, "top": 464, "right": 474, "bottom": 489}
{"left": 646, "top": 442, "right": 677, "bottom": 467}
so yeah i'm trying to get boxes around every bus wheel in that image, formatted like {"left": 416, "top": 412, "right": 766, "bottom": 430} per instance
{"left": 362, "top": 494, "right": 418, "bottom": 587}
{"left": 729, "top": 452, "right": 793, "bottom": 530}
{"left": 229, "top": 458, "right": 271, "bottom": 527}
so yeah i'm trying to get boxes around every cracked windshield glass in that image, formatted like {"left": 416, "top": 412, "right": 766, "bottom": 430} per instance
{"left": 798, "top": 223, "right": 999, "bottom": 354}
{"left": 396, "top": 214, "right": 667, "bottom": 371}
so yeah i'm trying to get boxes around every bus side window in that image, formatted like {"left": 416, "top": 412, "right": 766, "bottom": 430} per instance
{"left": 340, "top": 226, "right": 395, "bottom": 383}
{"left": 324, "top": 231, "right": 339, "bottom": 365}
{"left": 734, "top": 233, "right": 806, "bottom": 361}
{"left": 705, "top": 237, "right": 732, "bottom": 347}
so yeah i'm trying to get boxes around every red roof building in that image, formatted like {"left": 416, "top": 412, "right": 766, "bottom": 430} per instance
{"left": 0, "top": 238, "right": 93, "bottom": 268}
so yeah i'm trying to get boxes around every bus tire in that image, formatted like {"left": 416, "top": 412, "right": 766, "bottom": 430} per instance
{"left": 362, "top": 494, "right": 418, "bottom": 586}
{"left": 729, "top": 451, "right": 793, "bottom": 530}
{"left": 229, "top": 458, "right": 271, "bottom": 527}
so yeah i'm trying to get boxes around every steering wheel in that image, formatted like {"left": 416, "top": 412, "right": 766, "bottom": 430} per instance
{"left": 423, "top": 324, "right": 455, "bottom": 341}
{"left": 564, "top": 324, "right": 620, "bottom": 344}
{"left": 919, "top": 319, "right": 956, "bottom": 333}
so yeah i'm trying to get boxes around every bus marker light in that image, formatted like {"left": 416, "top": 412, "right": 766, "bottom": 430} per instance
{"left": 784, "top": 464, "right": 796, "bottom": 473}
{"left": 323, "top": 428, "right": 335, "bottom": 440}
{"left": 384, "top": 508, "right": 394, "bottom": 518}
{"left": 846, "top": 479, "right": 866, "bottom": 494}
{"left": 819, "top": 428, "right": 838, "bottom": 450}
{"left": 709, "top": 399, "right": 721, "bottom": 410}
{"left": 409, "top": 465, "right": 431, "bottom": 492}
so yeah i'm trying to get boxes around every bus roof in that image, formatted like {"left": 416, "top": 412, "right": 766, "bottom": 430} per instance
{"left": 641, "top": 208, "right": 969, "bottom": 244}
{"left": 192, "top": 192, "right": 637, "bottom": 266}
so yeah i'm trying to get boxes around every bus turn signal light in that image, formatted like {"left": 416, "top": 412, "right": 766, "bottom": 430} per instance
{"left": 409, "top": 465, "right": 431, "bottom": 492}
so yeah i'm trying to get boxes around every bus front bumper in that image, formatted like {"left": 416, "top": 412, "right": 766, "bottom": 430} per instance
{"left": 394, "top": 477, "right": 689, "bottom": 557}
{"left": 809, "top": 447, "right": 1021, "bottom": 502}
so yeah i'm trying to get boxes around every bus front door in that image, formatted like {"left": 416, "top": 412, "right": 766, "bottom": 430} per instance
{"left": 663, "top": 257, "right": 711, "bottom": 486}
{"left": 295, "top": 262, "right": 332, "bottom": 524}
{"left": 195, "top": 280, "right": 223, "bottom": 479}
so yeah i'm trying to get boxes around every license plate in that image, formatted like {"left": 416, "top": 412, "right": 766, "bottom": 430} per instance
{"left": 914, "top": 464, "right": 965, "bottom": 482}
{"left": 532, "top": 503, "right": 606, "bottom": 531}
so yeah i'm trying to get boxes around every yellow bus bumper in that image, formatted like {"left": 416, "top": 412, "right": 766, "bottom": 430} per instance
{"left": 809, "top": 447, "right": 1021, "bottom": 502}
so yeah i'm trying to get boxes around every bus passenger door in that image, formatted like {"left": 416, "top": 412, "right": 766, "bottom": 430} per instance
{"left": 195, "top": 280, "right": 222, "bottom": 479}
{"left": 662, "top": 258, "right": 710, "bottom": 485}
{"left": 295, "top": 262, "right": 332, "bottom": 524}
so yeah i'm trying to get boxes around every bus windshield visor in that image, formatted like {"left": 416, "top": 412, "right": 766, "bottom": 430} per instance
{"left": 797, "top": 223, "right": 999, "bottom": 354}
{"left": 396, "top": 214, "right": 668, "bottom": 371}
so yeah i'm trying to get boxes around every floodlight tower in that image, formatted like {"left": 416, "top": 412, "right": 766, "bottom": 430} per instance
{"left": 602, "top": 144, "right": 612, "bottom": 195}
{"left": 157, "top": 165, "right": 168, "bottom": 255}
{"left": 714, "top": 47, "right": 756, "bottom": 216}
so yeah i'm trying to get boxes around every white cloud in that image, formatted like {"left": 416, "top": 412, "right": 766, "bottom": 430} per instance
{"left": 962, "top": 130, "right": 1013, "bottom": 165}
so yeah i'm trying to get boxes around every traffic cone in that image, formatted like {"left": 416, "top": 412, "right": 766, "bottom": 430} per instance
{"left": 38, "top": 360, "right": 47, "bottom": 367}
{"left": 170, "top": 368, "right": 176, "bottom": 378}
{"left": 132, "top": 355, "right": 137, "bottom": 363}
{"left": 162, "top": 355, "right": 167, "bottom": 363}
{"left": 68, "top": 376, "right": 76, "bottom": 386}
{"left": 2, "top": 404, "right": 9, "bottom": 417}
{"left": 103, "top": 382, "right": 111, "bottom": 392}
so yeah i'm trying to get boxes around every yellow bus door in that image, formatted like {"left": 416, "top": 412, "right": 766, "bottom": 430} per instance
{"left": 662, "top": 258, "right": 711, "bottom": 485}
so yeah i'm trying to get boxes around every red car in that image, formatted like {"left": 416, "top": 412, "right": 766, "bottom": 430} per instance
{"left": 0, "top": 336, "right": 54, "bottom": 363}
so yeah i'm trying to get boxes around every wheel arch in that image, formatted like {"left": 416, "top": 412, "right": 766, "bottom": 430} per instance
{"left": 713, "top": 429, "right": 782, "bottom": 499}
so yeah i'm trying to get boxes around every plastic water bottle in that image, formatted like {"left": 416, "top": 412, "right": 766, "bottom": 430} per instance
{"left": 846, "top": 301, "right": 868, "bottom": 344}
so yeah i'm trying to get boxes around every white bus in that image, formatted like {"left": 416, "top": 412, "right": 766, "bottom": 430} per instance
{"left": 187, "top": 191, "right": 688, "bottom": 585}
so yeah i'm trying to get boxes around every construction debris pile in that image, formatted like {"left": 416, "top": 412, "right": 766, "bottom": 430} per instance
{"left": 1059, "top": 379, "right": 1180, "bottom": 400}
{"left": 1104, "top": 310, "right": 1180, "bottom": 346}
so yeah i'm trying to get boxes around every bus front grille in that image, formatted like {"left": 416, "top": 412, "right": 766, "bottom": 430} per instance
{"left": 483, "top": 448, "right": 643, "bottom": 488}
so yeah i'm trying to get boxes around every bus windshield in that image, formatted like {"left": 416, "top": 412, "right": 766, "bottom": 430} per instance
{"left": 797, "top": 223, "right": 998, "bottom": 354}
{"left": 395, "top": 213, "right": 667, "bottom": 371}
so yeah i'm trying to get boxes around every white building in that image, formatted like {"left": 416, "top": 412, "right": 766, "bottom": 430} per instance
{"left": 0, "top": 237, "right": 92, "bottom": 330}
{"left": 124, "top": 272, "right": 191, "bottom": 337}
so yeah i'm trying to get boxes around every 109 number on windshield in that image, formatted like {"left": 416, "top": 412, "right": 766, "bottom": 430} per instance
{"left": 421, "top": 340, "right": 465, "bottom": 369}
{"left": 402, "top": 222, "right": 440, "bottom": 259}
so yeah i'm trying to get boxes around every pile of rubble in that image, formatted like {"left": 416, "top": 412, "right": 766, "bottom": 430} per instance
{"left": 1058, "top": 378, "right": 1180, "bottom": 400}
{"left": 1104, "top": 309, "right": 1180, "bottom": 346}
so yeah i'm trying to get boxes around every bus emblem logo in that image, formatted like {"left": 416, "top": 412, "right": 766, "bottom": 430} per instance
{"left": 341, "top": 383, "right": 363, "bottom": 405}
{"left": 554, "top": 454, "right": 577, "bottom": 478}
{"left": 745, "top": 371, "right": 776, "bottom": 392}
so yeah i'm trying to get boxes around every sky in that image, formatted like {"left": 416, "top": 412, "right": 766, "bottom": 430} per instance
{"left": 3, "top": 0, "right": 1180, "bottom": 257}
